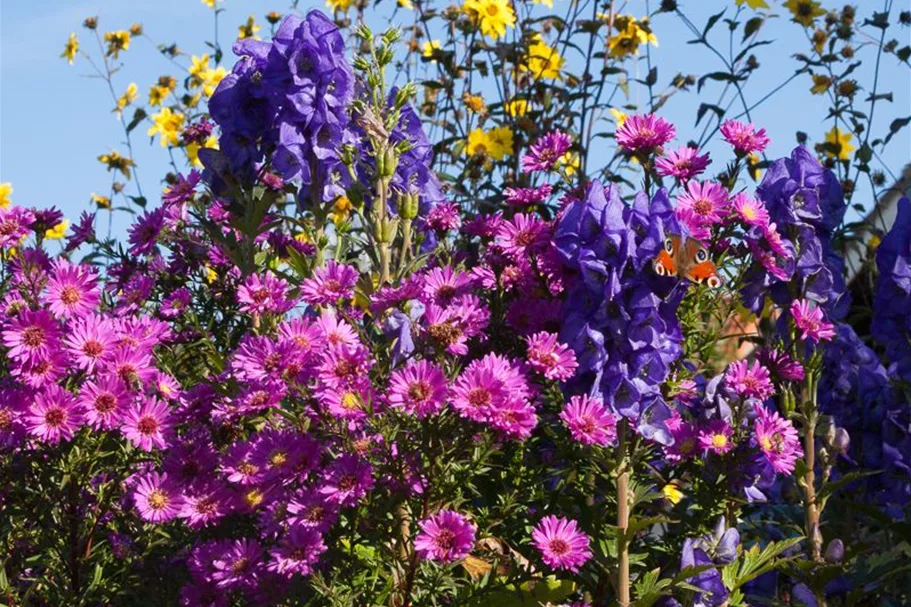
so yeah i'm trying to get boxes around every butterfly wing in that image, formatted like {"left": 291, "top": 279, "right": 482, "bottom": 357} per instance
{"left": 653, "top": 235, "right": 680, "bottom": 277}
{"left": 681, "top": 237, "right": 721, "bottom": 287}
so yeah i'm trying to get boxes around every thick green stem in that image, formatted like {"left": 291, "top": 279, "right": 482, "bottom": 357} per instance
{"left": 801, "top": 373, "right": 826, "bottom": 607}
{"left": 616, "top": 421, "right": 631, "bottom": 607}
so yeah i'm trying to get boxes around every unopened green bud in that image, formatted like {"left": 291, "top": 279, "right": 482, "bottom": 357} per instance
{"left": 381, "top": 216, "right": 400, "bottom": 244}
{"left": 379, "top": 147, "right": 398, "bottom": 178}
{"left": 400, "top": 190, "right": 420, "bottom": 220}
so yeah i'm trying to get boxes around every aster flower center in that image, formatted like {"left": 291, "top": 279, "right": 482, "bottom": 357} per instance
{"left": 0, "top": 409, "right": 11, "bottom": 430}
{"left": 428, "top": 322, "right": 462, "bottom": 346}
{"left": 195, "top": 497, "right": 217, "bottom": 514}
{"left": 435, "top": 529, "right": 456, "bottom": 550}
{"left": 579, "top": 416, "right": 597, "bottom": 435}
{"left": 324, "top": 279, "right": 342, "bottom": 293}
{"left": 289, "top": 548, "right": 308, "bottom": 561}
{"left": 117, "top": 364, "right": 138, "bottom": 384}
{"left": 230, "top": 557, "right": 250, "bottom": 574}
{"left": 22, "top": 326, "right": 46, "bottom": 348}
{"left": 306, "top": 505, "right": 325, "bottom": 522}
{"left": 435, "top": 285, "right": 457, "bottom": 299}
{"left": 0, "top": 219, "right": 20, "bottom": 235}
{"left": 341, "top": 392, "right": 360, "bottom": 410}
{"left": 137, "top": 416, "right": 160, "bottom": 436}
{"left": 148, "top": 489, "right": 170, "bottom": 510}
{"left": 338, "top": 474, "right": 358, "bottom": 492}
{"left": 60, "top": 286, "right": 82, "bottom": 305}
{"left": 269, "top": 451, "right": 288, "bottom": 467}
{"left": 408, "top": 381, "right": 432, "bottom": 401}
{"left": 95, "top": 394, "right": 118, "bottom": 414}
{"left": 82, "top": 340, "right": 104, "bottom": 357}
{"left": 548, "top": 538, "right": 570, "bottom": 556}
{"left": 244, "top": 490, "right": 264, "bottom": 507}
{"left": 711, "top": 434, "right": 728, "bottom": 449}
{"left": 44, "top": 406, "right": 67, "bottom": 428}
{"left": 693, "top": 198, "right": 714, "bottom": 216}
{"left": 251, "top": 287, "right": 270, "bottom": 303}
{"left": 466, "top": 387, "right": 492, "bottom": 409}
{"left": 238, "top": 462, "right": 259, "bottom": 476}
{"left": 514, "top": 229, "right": 537, "bottom": 247}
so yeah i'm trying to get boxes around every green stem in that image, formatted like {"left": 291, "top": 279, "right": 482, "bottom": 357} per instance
{"left": 616, "top": 421, "right": 631, "bottom": 607}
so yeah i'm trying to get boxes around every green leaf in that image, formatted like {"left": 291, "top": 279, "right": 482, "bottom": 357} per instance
{"left": 743, "top": 16, "right": 764, "bottom": 40}
{"left": 126, "top": 107, "right": 147, "bottom": 133}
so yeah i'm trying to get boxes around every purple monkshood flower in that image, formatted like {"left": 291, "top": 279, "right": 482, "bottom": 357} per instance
{"left": 656, "top": 146, "right": 711, "bottom": 181}
{"left": 531, "top": 515, "right": 592, "bottom": 572}
{"left": 616, "top": 114, "right": 676, "bottom": 153}
{"left": 414, "top": 510, "right": 477, "bottom": 563}
{"left": 720, "top": 119, "right": 770, "bottom": 155}
{"left": 521, "top": 131, "right": 572, "bottom": 173}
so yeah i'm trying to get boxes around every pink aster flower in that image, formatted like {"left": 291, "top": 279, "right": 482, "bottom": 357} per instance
{"left": 504, "top": 183, "right": 553, "bottom": 207}
{"left": 675, "top": 180, "right": 730, "bottom": 228}
{"left": 268, "top": 526, "right": 327, "bottom": 577}
{"left": 300, "top": 261, "right": 359, "bottom": 306}
{"left": 63, "top": 313, "right": 115, "bottom": 372}
{"left": 559, "top": 394, "right": 617, "bottom": 446}
{"left": 451, "top": 353, "right": 533, "bottom": 427}
{"left": 127, "top": 208, "right": 165, "bottom": 256}
{"left": 79, "top": 375, "right": 129, "bottom": 430}
{"left": 25, "top": 385, "right": 83, "bottom": 444}
{"left": 616, "top": 113, "right": 676, "bottom": 153}
{"left": 425, "top": 202, "right": 462, "bottom": 233}
{"left": 2, "top": 308, "right": 60, "bottom": 365}
{"left": 421, "top": 266, "right": 475, "bottom": 306}
{"left": 319, "top": 453, "right": 374, "bottom": 506}
{"left": 287, "top": 490, "right": 340, "bottom": 534}
{"left": 414, "top": 510, "right": 477, "bottom": 563}
{"left": 178, "top": 482, "right": 233, "bottom": 529}
{"left": 521, "top": 131, "right": 572, "bottom": 173}
{"left": 160, "top": 288, "right": 191, "bottom": 318}
{"left": 495, "top": 213, "right": 549, "bottom": 259}
{"left": 753, "top": 405, "right": 803, "bottom": 475}
{"left": 725, "top": 359, "right": 775, "bottom": 400}
{"left": 664, "top": 414, "right": 700, "bottom": 461}
{"left": 720, "top": 119, "right": 770, "bottom": 154}
{"left": 387, "top": 360, "right": 448, "bottom": 418}
{"left": 758, "top": 348, "right": 806, "bottom": 382}
{"left": 0, "top": 206, "right": 36, "bottom": 247}
{"left": 697, "top": 419, "right": 734, "bottom": 455}
{"left": 732, "top": 193, "right": 770, "bottom": 228}
{"left": 790, "top": 299, "right": 836, "bottom": 343}
{"left": 655, "top": 146, "right": 711, "bottom": 181}
{"left": 132, "top": 471, "right": 184, "bottom": 523}
{"left": 526, "top": 332, "right": 578, "bottom": 381}
{"left": 12, "top": 351, "right": 68, "bottom": 389}
{"left": 210, "top": 539, "right": 263, "bottom": 590}
{"left": 121, "top": 398, "right": 172, "bottom": 451}
{"left": 237, "top": 272, "right": 293, "bottom": 315}
{"left": 531, "top": 515, "right": 592, "bottom": 573}
{"left": 43, "top": 259, "right": 100, "bottom": 318}
{"left": 761, "top": 223, "right": 793, "bottom": 258}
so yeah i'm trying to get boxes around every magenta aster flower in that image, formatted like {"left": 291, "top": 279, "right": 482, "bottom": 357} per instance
{"left": 319, "top": 453, "right": 374, "bottom": 506}
{"left": 698, "top": 419, "right": 734, "bottom": 455}
{"left": 559, "top": 394, "right": 617, "bottom": 446}
{"left": 675, "top": 180, "right": 730, "bottom": 228}
{"left": 287, "top": 490, "right": 340, "bottom": 534}
{"left": 237, "top": 272, "right": 293, "bottom": 315}
{"left": 761, "top": 223, "right": 793, "bottom": 259}
{"left": 320, "top": 385, "right": 372, "bottom": 421}
{"left": 13, "top": 351, "right": 67, "bottom": 389}
{"left": 66, "top": 210, "right": 96, "bottom": 252}
{"left": 725, "top": 360, "right": 775, "bottom": 400}
{"left": 665, "top": 413, "right": 700, "bottom": 461}
{"left": 128, "top": 208, "right": 165, "bottom": 256}
{"left": 790, "top": 299, "right": 836, "bottom": 343}
{"left": 758, "top": 348, "right": 805, "bottom": 382}
{"left": 121, "top": 398, "right": 172, "bottom": 451}
{"left": 504, "top": 183, "right": 553, "bottom": 206}
{"left": 268, "top": 526, "right": 326, "bottom": 577}
{"left": 162, "top": 170, "right": 202, "bottom": 207}
{"left": 526, "top": 332, "right": 578, "bottom": 381}
{"left": 2, "top": 308, "right": 59, "bottom": 365}
{"left": 221, "top": 440, "right": 264, "bottom": 486}
{"left": 43, "top": 259, "right": 100, "bottom": 318}
{"left": 300, "top": 260, "right": 359, "bottom": 306}
{"left": 521, "top": 131, "right": 572, "bottom": 173}
{"left": 160, "top": 288, "right": 191, "bottom": 319}
{"left": 655, "top": 146, "right": 711, "bottom": 181}
{"left": 25, "top": 385, "right": 82, "bottom": 444}
{"left": 63, "top": 313, "right": 115, "bottom": 372}
{"left": 425, "top": 202, "right": 462, "bottom": 233}
{"left": 178, "top": 483, "right": 233, "bottom": 529}
{"left": 615, "top": 113, "right": 676, "bottom": 152}
{"left": 0, "top": 206, "right": 36, "bottom": 247}
{"left": 210, "top": 538, "right": 262, "bottom": 590}
{"left": 421, "top": 266, "right": 475, "bottom": 306}
{"left": 732, "top": 193, "right": 770, "bottom": 228}
{"left": 720, "top": 119, "right": 770, "bottom": 154}
{"left": 79, "top": 375, "right": 129, "bottom": 430}
{"left": 495, "top": 213, "right": 549, "bottom": 259}
{"left": 753, "top": 405, "right": 803, "bottom": 475}
{"left": 387, "top": 360, "right": 448, "bottom": 418}
{"left": 414, "top": 510, "right": 477, "bottom": 563}
{"left": 531, "top": 515, "right": 592, "bottom": 573}
{"left": 132, "top": 471, "right": 184, "bottom": 523}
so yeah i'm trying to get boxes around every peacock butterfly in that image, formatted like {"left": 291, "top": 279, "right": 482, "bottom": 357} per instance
{"left": 653, "top": 235, "right": 722, "bottom": 288}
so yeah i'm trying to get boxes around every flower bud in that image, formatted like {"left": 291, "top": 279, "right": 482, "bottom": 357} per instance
{"left": 825, "top": 538, "right": 844, "bottom": 563}
{"left": 818, "top": 416, "right": 837, "bottom": 445}
{"left": 400, "top": 190, "right": 420, "bottom": 221}
{"left": 379, "top": 216, "right": 400, "bottom": 244}
{"left": 833, "top": 428, "right": 850, "bottom": 454}
{"left": 380, "top": 147, "right": 398, "bottom": 179}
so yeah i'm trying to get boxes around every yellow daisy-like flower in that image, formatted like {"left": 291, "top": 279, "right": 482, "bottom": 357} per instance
{"left": 103, "top": 30, "right": 131, "bottom": 58}
{"left": 747, "top": 152, "right": 763, "bottom": 181}
{"left": 487, "top": 126, "right": 514, "bottom": 160}
{"left": 522, "top": 35, "right": 564, "bottom": 80}
{"left": 0, "top": 183, "right": 12, "bottom": 209}
{"left": 147, "top": 107, "right": 185, "bottom": 148}
{"left": 824, "top": 126, "right": 856, "bottom": 161}
{"left": 92, "top": 194, "right": 112, "bottom": 209}
{"left": 607, "top": 16, "right": 658, "bottom": 59}
{"left": 116, "top": 82, "right": 139, "bottom": 111}
{"left": 201, "top": 0, "right": 223, "bottom": 8}
{"left": 204, "top": 264, "right": 219, "bottom": 283}
{"left": 326, "top": 0, "right": 356, "bottom": 11}
{"left": 186, "top": 134, "right": 219, "bottom": 167}
{"left": 422, "top": 40, "right": 441, "bottom": 61}
{"left": 98, "top": 150, "right": 136, "bottom": 179}
{"left": 398, "top": 0, "right": 414, "bottom": 8}
{"left": 810, "top": 74, "right": 831, "bottom": 95}
{"left": 237, "top": 15, "right": 261, "bottom": 40}
{"left": 201, "top": 66, "right": 227, "bottom": 97}
{"left": 466, "top": 128, "right": 493, "bottom": 158}
{"left": 45, "top": 220, "right": 70, "bottom": 240}
{"left": 149, "top": 84, "right": 170, "bottom": 106}
{"left": 463, "top": 93, "right": 487, "bottom": 115}
{"left": 504, "top": 99, "right": 529, "bottom": 117}
{"left": 329, "top": 196, "right": 353, "bottom": 224}
{"left": 735, "top": 0, "right": 770, "bottom": 9}
{"left": 531, "top": 0, "right": 553, "bottom": 8}
{"left": 559, "top": 151, "right": 580, "bottom": 177}
{"left": 189, "top": 54, "right": 211, "bottom": 80}
{"left": 61, "top": 33, "right": 79, "bottom": 65}
{"left": 783, "top": 0, "right": 825, "bottom": 28}
{"left": 610, "top": 107, "right": 628, "bottom": 128}
{"left": 462, "top": 0, "right": 516, "bottom": 40}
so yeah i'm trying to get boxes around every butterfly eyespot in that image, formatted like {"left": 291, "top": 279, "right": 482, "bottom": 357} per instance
{"left": 707, "top": 276, "right": 722, "bottom": 288}
{"left": 664, "top": 238, "right": 673, "bottom": 252}
{"left": 696, "top": 248, "right": 708, "bottom": 262}
{"left": 654, "top": 262, "right": 665, "bottom": 276}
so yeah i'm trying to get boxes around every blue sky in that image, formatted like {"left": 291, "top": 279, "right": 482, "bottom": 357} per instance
{"left": 1, "top": 0, "right": 908, "bottom": 238}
